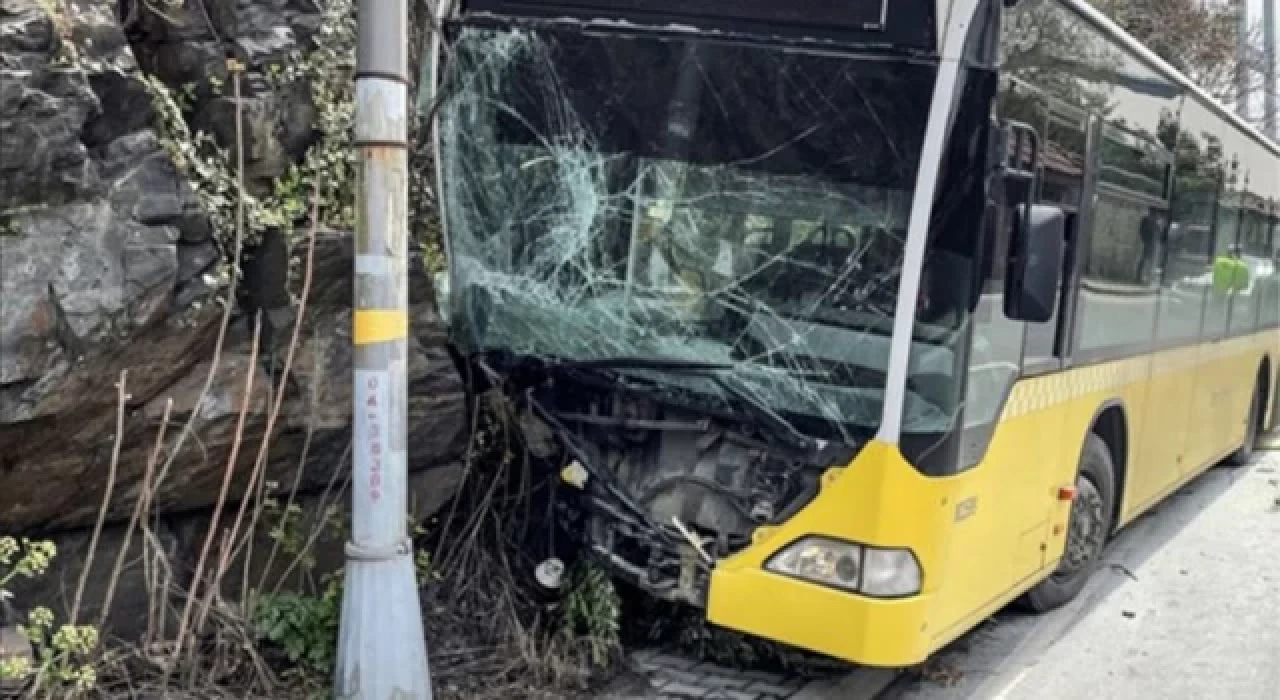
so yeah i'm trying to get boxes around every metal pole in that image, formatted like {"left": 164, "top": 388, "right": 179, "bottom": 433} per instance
{"left": 1265, "top": 0, "right": 1277, "bottom": 138}
{"left": 336, "top": 0, "right": 432, "bottom": 697}
{"left": 1238, "top": 0, "right": 1253, "bottom": 121}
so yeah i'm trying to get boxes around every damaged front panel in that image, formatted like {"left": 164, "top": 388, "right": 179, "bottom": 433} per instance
{"left": 435, "top": 22, "right": 961, "bottom": 603}
{"left": 523, "top": 387, "right": 857, "bottom": 603}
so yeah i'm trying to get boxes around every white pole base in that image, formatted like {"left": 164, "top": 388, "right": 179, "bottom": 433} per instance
{"left": 335, "top": 542, "right": 432, "bottom": 699}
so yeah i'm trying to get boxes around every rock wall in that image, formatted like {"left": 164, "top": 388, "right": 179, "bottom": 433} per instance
{"left": 0, "top": 0, "right": 465, "bottom": 542}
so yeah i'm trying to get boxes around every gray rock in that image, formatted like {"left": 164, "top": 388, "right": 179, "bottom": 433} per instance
{"left": 0, "top": 66, "right": 101, "bottom": 209}
{"left": 233, "top": 25, "right": 297, "bottom": 66}
{"left": 0, "top": 0, "right": 55, "bottom": 60}
{"left": 0, "top": 226, "right": 466, "bottom": 531}
{"left": 0, "top": 221, "right": 63, "bottom": 385}
{"left": 46, "top": 201, "right": 128, "bottom": 345}
{"left": 123, "top": 223, "right": 180, "bottom": 328}
{"left": 124, "top": 0, "right": 333, "bottom": 195}
{"left": 0, "top": 201, "right": 177, "bottom": 368}
{"left": 0, "top": 0, "right": 465, "bottom": 550}
{"left": 103, "top": 132, "right": 208, "bottom": 242}
{"left": 176, "top": 239, "right": 219, "bottom": 282}
{"left": 193, "top": 93, "right": 295, "bottom": 190}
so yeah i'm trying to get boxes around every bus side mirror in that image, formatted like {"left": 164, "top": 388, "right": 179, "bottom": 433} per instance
{"left": 1004, "top": 204, "right": 1064, "bottom": 323}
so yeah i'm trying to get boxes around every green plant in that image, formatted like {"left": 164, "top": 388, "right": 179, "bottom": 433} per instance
{"left": 560, "top": 562, "right": 622, "bottom": 669}
{"left": 250, "top": 536, "right": 438, "bottom": 678}
{"left": 252, "top": 571, "right": 343, "bottom": 674}
{"left": 260, "top": 0, "right": 359, "bottom": 240}
{"left": 0, "top": 536, "right": 55, "bottom": 607}
{"left": 141, "top": 70, "right": 261, "bottom": 267}
{"left": 20, "top": 608, "right": 99, "bottom": 693}
{"left": 0, "top": 538, "right": 100, "bottom": 695}
{"left": 261, "top": 488, "right": 317, "bottom": 572}
{"left": 141, "top": 0, "right": 360, "bottom": 306}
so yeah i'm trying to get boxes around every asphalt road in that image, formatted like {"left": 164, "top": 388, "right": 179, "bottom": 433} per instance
{"left": 877, "top": 444, "right": 1280, "bottom": 700}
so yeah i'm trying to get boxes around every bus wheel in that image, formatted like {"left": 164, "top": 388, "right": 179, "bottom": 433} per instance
{"left": 1023, "top": 433, "right": 1116, "bottom": 613}
{"left": 1226, "top": 380, "right": 1263, "bottom": 467}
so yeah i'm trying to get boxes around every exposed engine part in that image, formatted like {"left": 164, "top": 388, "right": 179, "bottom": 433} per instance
{"left": 519, "top": 403, "right": 560, "bottom": 458}
{"left": 534, "top": 557, "right": 566, "bottom": 593}
{"left": 524, "top": 381, "right": 850, "bottom": 607}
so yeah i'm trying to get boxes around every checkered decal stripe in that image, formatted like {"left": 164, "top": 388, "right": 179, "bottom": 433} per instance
{"left": 999, "top": 334, "right": 1275, "bottom": 421}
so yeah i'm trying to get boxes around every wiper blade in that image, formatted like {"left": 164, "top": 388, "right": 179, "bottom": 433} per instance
{"left": 703, "top": 373, "right": 813, "bottom": 451}
{"left": 540, "top": 356, "right": 734, "bottom": 373}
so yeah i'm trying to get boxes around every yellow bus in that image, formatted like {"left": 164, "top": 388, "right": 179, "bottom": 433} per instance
{"left": 430, "top": 0, "right": 1280, "bottom": 668}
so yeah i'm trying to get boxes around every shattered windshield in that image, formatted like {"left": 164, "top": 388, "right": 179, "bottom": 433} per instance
{"left": 438, "top": 25, "right": 946, "bottom": 440}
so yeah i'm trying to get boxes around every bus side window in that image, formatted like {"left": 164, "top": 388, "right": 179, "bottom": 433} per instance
{"left": 1022, "top": 104, "right": 1087, "bottom": 372}
{"left": 959, "top": 189, "right": 1027, "bottom": 464}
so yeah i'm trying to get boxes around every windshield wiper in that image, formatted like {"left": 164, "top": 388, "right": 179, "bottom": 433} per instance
{"left": 538, "top": 356, "right": 734, "bottom": 373}
{"left": 703, "top": 373, "right": 813, "bottom": 451}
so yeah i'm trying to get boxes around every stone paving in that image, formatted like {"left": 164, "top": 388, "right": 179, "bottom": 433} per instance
{"left": 602, "top": 649, "right": 832, "bottom": 700}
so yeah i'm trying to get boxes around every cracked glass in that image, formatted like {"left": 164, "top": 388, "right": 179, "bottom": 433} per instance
{"left": 437, "top": 24, "right": 950, "bottom": 443}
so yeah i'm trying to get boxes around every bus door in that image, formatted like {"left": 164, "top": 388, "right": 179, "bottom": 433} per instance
{"left": 935, "top": 81, "right": 1076, "bottom": 630}
{"left": 1022, "top": 102, "right": 1091, "bottom": 376}
{"left": 1010, "top": 96, "right": 1089, "bottom": 581}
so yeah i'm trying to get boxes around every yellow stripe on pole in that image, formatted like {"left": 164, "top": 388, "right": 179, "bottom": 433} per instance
{"left": 353, "top": 310, "right": 408, "bottom": 345}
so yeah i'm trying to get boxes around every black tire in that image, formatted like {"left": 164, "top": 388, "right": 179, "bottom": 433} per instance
{"left": 1022, "top": 432, "right": 1116, "bottom": 614}
{"left": 1272, "top": 375, "right": 1280, "bottom": 434}
{"left": 1225, "top": 379, "right": 1264, "bottom": 467}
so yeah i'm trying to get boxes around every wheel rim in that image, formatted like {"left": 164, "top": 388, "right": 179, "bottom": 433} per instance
{"left": 1054, "top": 475, "right": 1106, "bottom": 581}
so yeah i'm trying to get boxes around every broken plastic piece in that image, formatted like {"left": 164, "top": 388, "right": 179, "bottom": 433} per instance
{"left": 535, "top": 557, "right": 566, "bottom": 592}
{"left": 672, "top": 516, "right": 713, "bottom": 563}
{"left": 560, "top": 460, "right": 589, "bottom": 489}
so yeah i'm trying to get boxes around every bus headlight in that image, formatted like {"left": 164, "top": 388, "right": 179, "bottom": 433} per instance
{"left": 764, "top": 536, "right": 922, "bottom": 597}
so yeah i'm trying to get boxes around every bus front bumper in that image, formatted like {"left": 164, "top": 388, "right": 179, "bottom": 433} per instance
{"left": 707, "top": 566, "right": 933, "bottom": 667}
{"left": 700, "top": 441, "right": 950, "bottom": 668}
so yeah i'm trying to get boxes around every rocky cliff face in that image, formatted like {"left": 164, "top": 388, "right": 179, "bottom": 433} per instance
{"left": 0, "top": 0, "right": 465, "bottom": 534}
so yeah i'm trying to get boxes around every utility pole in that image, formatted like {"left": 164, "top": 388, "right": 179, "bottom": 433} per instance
{"left": 336, "top": 0, "right": 433, "bottom": 697}
{"left": 1238, "top": 0, "right": 1252, "bottom": 122}
{"left": 1265, "top": 0, "right": 1278, "bottom": 138}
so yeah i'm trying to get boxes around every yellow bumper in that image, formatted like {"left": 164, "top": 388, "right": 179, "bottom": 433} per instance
{"left": 707, "top": 566, "right": 933, "bottom": 666}
{"left": 704, "top": 440, "right": 954, "bottom": 667}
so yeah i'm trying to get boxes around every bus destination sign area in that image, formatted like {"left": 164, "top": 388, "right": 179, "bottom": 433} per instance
{"left": 460, "top": 0, "right": 937, "bottom": 47}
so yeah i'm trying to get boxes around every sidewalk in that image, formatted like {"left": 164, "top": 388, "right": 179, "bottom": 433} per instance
{"left": 886, "top": 446, "right": 1280, "bottom": 700}
{"left": 995, "top": 451, "right": 1280, "bottom": 699}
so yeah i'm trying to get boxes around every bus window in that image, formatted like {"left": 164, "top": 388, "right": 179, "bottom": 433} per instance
{"left": 1262, "top": 217, "right": 1280, "bottom": 329}
{"left": 1023, "top": 103, "right": 1087, "bottom": 370}
{"left": 1074, "top": 124, "right": 1170, "bottom": 358}
{"left": 1204, "top": 169, "right": 1243, "bottom": 340}
{"left": 1228, "top": 204, "right": 1266, "bottom": 333}
{"left": 1158, "top": 119, "right": 1221, "bottom": 344}
{"left": 957, "top": 78, "right": 1031, "bottom": 450}
{"left": 1038, "top": 109, "right": 1088, "bottom": 207}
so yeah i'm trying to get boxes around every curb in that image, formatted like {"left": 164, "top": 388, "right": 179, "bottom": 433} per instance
{"left": 792, "top": 668, "right": 899, "bottom": 700}
{"left": 1079, "top": 280, "right": 1160, "bottom": 298}
{"left": 603, "top": 649, "right": 899, "bottom": 700}
{"left": 1260, "top": 432, "right": 1280, "bottom": 451}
